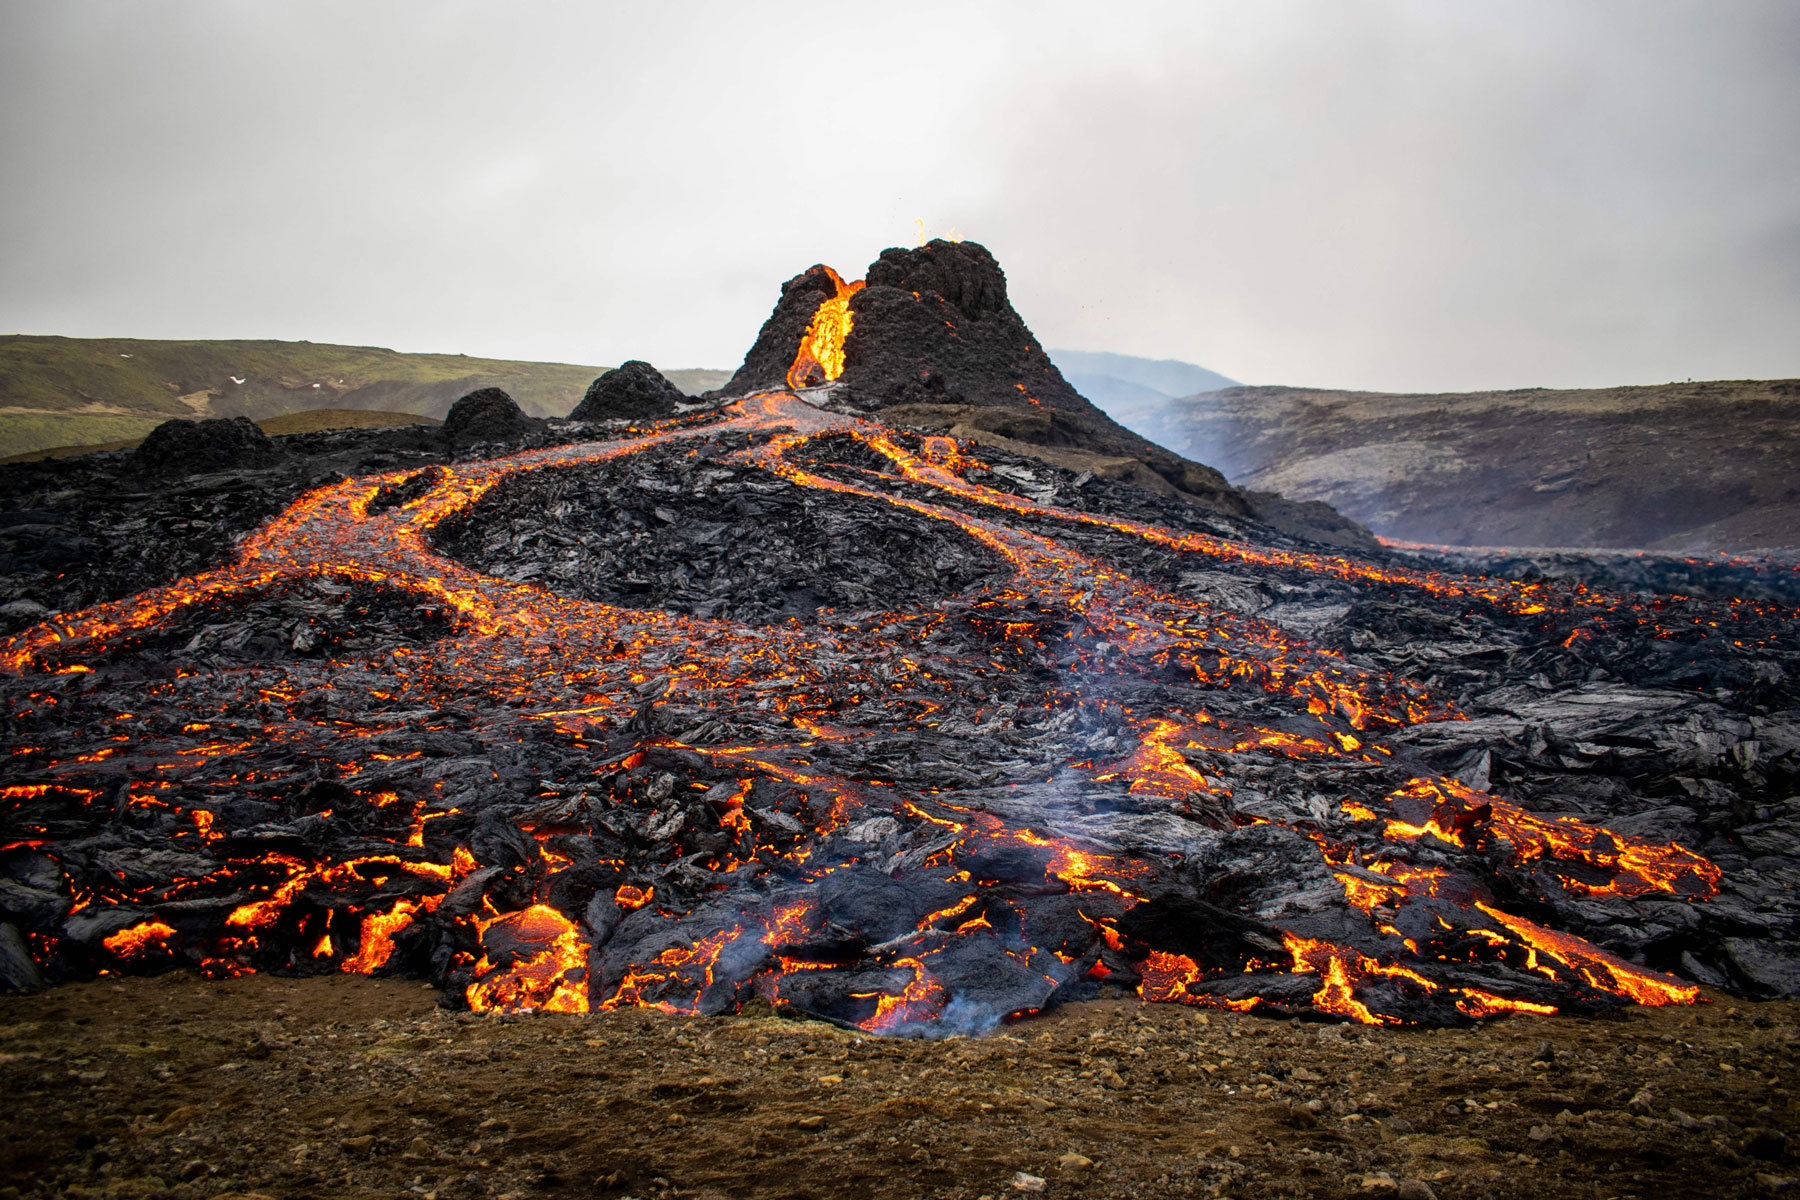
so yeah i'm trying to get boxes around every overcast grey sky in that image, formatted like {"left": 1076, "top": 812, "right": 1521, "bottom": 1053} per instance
{"left": 3, "top": 1, "right": 1796, "bottom": 392}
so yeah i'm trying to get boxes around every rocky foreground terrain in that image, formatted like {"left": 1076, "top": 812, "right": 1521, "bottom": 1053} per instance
{"left": 1115, "top": 379, "right": 1800, "bottom": 554}
{"left": 2, "top": 973, "right": 1795, "bottom": 1200}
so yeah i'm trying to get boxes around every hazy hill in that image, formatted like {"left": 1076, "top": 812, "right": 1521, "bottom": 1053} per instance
{"left": 0, "top": 335, "right": 730, "bottom": 457}
{"left": 0, "top": 408, "right": 444, "bottom": 464}
{"left": 1133, "top": 379, "right": 1800, "bottom": 553}
{"left": 1047, "top": 349, "right": 1237, "bottom": 436}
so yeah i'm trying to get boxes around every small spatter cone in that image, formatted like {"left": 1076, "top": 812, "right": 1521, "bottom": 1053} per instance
{"left": 570, "top": 361, "right": 686, "bottom": 423}
{"left": 132, "top": 416, "right": 283, "bottom": 476}
{"left": 443, "top": 386, "right": 533, "bottom": 447}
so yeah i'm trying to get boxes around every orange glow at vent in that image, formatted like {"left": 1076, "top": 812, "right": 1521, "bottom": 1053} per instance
{"left": 787, "top": 267, "right": 864, "bottom": 388}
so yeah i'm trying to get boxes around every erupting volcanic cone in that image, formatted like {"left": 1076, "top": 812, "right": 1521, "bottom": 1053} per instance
{"left": 726, "top": 240, "right": 1102, "bottom": 415}
{"left": 718, "top": 240, "right": 1387, "bottom": 546}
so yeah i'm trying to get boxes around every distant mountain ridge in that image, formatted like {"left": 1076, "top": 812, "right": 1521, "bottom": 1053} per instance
{"left": 1048, "top": 350, "right": 1238, "bottom": 398}
{"left": 1048, "top": 348, "right": 1799, "bottom": 553}
{"left": 0, "top": 335, "right": 730, "bottom": 458}
{"left": 1047, "top": 349, "right": 1238, "bottom": 442}
{"left": 1135, "top": 379, "right": 1800, "bottom": 553}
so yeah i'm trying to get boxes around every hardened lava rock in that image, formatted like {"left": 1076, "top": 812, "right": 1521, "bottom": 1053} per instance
{"left": 432, "top": 435, "right": 1014, "bottom": 625}
{"left": 443, "top": 386, "right": 535, "bottom": 448}
{"left": 0, "top": 422, "right": 450, "bottom": 631}
{"left": 5, "top": 389, "right": 1796, "bottom": 1032}
{"left": 570, "top": 361, "right": 686, "bottom": 423}
{"left": 131, "top": 416, "right": 283, "bottom": 476}
{"left": 3, "top": 242, "right": 1799, "bottom": 1034}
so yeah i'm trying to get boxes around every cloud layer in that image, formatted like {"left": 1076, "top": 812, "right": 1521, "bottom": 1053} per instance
{"left": 3, "top": 0, "right": 1795, "bottom": 391}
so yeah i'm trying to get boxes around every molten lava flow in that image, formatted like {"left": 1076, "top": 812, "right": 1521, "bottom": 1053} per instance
{"left": 102, "top": 920, "right": 177, "bottom": 960}
{"left": 1364, "top": 777, "right": 1721, "bottom": 899}
{"left": 787, "top": 267, "right": 865, "bottom": 389}
{"left": 858, "top": 955, "right": 946, "bottom": 1033}
{"left": 602, "top": 928, "right": 735, "bottom": 1013}
{"left": 1093, "top": 718, "right": 1221, "bottom": 800}
{"left": 1137, "top": 950, "right": 1203, "bottom": 1003}
{"left": 466, "top": 905, "right": 590, "bottom": 1013}
{"left": 1474, "top": 902, "right": 1699, "bottom": 1006}
{"left": 341, "top": 896, "right": 439, "bottom": 973}
{"left": 0, "top": 387, "right": 1746, "bottom": 1031}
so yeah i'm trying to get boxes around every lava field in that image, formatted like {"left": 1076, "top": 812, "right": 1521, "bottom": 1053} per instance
{"left": 2, "top": 242, "right": 1798, "bottom": 1038}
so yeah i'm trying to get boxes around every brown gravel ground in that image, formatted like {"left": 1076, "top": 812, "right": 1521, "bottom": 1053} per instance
{"left": 1, "top": 974, "right": 1795, "bottom": 1200}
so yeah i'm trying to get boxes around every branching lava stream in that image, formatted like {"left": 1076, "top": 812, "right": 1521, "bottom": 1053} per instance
{"left": 0, "top": 388, "right": 1753, "bottom": 1034}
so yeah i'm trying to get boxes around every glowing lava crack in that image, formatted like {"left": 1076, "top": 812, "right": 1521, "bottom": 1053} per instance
{"left": 0, "top": 390, "right": 1743, "bottom": 1032}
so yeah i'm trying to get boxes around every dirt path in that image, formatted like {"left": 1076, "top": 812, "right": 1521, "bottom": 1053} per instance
{"left": 2, "top": 974, "right": 1794, "bottom": 1199}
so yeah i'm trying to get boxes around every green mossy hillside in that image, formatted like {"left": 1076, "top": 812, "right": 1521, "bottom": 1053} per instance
{"left": 0, "top": 335, "right": 730, "bottom": 457}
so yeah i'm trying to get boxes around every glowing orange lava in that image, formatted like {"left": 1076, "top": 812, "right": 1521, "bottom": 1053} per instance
{"left": 0, "top": 387, "right": 1736, "bottom": 1029}
{"left": 787, "top": 267, "right": 864, "bottom": 389}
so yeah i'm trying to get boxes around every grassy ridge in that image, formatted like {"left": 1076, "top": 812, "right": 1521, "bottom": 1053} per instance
{"left": 0, "top": 413, "right": 176, "bottom": 458}
{"left": 0, "top": 409, "right": 442, "bottom": 465}
{"left": 0, "top": 335, "right": 730, "bottom": 457}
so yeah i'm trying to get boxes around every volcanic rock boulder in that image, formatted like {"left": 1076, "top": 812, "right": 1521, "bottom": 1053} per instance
{"left": 131, "top": 416, "right": 282, "bottom": 476}
{"left": 0, "top": 923, "right": 42, "bottom": 990}
{"left": 570, "top": 361, "right": 685, "bottom": 422}
{"left": 443, "top": 386, "right": 534, "bottom": 448}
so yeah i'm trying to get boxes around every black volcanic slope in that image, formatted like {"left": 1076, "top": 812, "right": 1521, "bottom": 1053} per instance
{"left": 846, "top": 240, "right": 1097, "bottom": 416}
{"left": 716, "top": 241, "right": 1378, "bottom": 545}
{"left": 722, "top": 265, "right": 849, "bottom": 398}
{"left": 1, "top": 246, "right": 1797, "bottom": 1037}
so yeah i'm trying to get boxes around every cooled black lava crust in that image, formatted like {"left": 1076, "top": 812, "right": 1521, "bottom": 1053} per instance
{"left": 432, "top": 437, "right": 1013, "bottom": 626}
